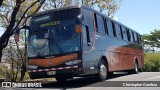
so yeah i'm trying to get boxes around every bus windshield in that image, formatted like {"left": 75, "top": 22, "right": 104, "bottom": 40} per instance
{"left": 28, "top": 19, "right": 80, "bottom": 58}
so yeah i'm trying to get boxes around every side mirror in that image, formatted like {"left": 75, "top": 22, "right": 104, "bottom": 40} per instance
{"left": 14, "top": 25, "right": 29, "bottom": 43}
{"left": 76, "top": 14, "right": 83, "bottom": 33}
{"left": 14, "top": 27, "right": 21, "bottom": 43}
{"left": 76, "top": 14, "right": 83, "bottom": 24}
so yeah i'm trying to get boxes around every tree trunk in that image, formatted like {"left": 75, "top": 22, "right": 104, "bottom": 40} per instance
{"left": 20, "top": 65, "right": 27, "bottom": 81}
{"left": 20, "top": 28, "right": 27, "bottom": 81}
{"left": 0, "top": 0, "right": 22, "bottom": 62}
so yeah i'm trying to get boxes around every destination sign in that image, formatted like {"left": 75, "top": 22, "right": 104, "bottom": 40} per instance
{"left": 40, "top": 21, "right": 60, "bottom": 27}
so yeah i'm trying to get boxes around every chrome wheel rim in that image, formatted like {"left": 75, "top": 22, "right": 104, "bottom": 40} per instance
{"left": 100, "top": 64, "right": 107, "bottom": 78}
{"left": 135, "top": 63, "right": 138, "bottom": 72}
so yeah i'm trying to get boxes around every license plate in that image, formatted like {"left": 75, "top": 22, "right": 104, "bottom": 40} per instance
{"left": 47, "top": 71, "right": 56, "bottom": 75}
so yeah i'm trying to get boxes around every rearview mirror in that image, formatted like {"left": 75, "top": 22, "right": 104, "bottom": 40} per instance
{"left": 14, "top": 27, "right": 21, "bottom": 43}
{"left": 76, "top": 14, "right": 83, "bottom": 24}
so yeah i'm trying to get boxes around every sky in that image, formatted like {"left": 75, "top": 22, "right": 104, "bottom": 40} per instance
{"left": 114, "top": 0, "right": 160, "bottom": 34}
{"left": 0, "top": 0, "right": 160, "bottom": 36}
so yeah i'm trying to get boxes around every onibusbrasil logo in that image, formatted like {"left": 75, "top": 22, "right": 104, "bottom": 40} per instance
{"left": 2, "top": 82, "right": 42, "bottom": 88}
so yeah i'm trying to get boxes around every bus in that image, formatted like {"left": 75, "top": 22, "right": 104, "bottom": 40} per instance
{"left": 18, "top": 5, "right": 143, "bottom": 82}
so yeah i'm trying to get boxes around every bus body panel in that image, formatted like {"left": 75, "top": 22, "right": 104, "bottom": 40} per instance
{"left": 81, "top": 6, "right": 143, "bottom": 75}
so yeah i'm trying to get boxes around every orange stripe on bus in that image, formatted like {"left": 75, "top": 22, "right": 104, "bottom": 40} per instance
{"left": 28, "top": 53, "right": 78, "bottom": 67}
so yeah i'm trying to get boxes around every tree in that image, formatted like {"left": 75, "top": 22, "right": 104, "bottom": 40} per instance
{"left": 0, "top": 0, "right": 45, "bottom": 81}
{"left": 143, "top": 29, "right": 160, "bottom": 52}
{"left": 0, "top": 0, "right": 45, "bottom": 61}
{"left": 2, "top": 39, "right": 22, "bottom": 82}
{"left": 0, "top": 0, "right": 45, "bottom": 62}
{"left": 44, "top": 0, "right": 121, "bottom": 17}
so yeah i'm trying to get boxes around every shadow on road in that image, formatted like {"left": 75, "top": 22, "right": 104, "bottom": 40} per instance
{"left": 42, "top": 72, "right": 131, "bottom": 89}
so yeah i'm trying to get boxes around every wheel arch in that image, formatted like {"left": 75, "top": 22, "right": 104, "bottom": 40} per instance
{"left": 99, "top": 55, "right": 109, "bottom": 71}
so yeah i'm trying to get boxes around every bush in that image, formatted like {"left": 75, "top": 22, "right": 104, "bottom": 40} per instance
{"left": 143, "top": 53, "right": 160, "bottom": 72}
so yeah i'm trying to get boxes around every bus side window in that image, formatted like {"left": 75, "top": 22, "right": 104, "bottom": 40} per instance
{"left": 130, "top": 30, "right": 134, "bottom": 43}
{"left": 132, "top": 31, "right": 135, "bottom": 43}
{"left": 94, "top": 13, "right": 98, "bottom": 31}
{"left": 126, "top": 29, "right": 131, "bottom": 42}
{"left": 112, "top": 22, "right": 117, "bottom": 37}
{"left": 134, "top": 33, "right": 138, "bottom": 43}
{"left": 137, "top": 34, "right": 141, "bottom": 44}
{"left": 82, "top": 25, "right": 91, "bottom": 46}
{"left": 120, "top": 26, "right": 123, "bottom": 39}
{"left": 103, "top": 18, "right": 108, "bottom": 34}
{"left": 115, "top": 23, "right": 122, "bottom": 39}
{"left": 107, "top": 20, "right": 114, "bottom": 37}
{"left": 122, "top": 27, "right": 127, "bottom": 41}
{"left": 96, "top": 14, "right": 105, "bottom": 34}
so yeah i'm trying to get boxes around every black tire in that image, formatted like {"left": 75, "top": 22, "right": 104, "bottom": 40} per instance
{"left": 128, "top": 61, "right": 139, "bottom": 74}
{"left": 55, "top": 76, "right": 67, "bottom": 82}
{"left": 97, "top": 59, "right": 108, "bottom": 81}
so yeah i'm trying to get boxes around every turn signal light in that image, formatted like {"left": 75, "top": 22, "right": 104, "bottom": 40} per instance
{"left": 76, "top": 25, "right": 82, "bottom": 33}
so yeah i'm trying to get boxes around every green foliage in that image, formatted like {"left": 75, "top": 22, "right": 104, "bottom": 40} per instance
{"left": 0, "top": 66, "right": 5, "bottom": 78}
{"left": 143, "top": 53, "right": 160, "bottom": 72}
{"left": 142, "top": 29, "right": 160, "bottom": 52}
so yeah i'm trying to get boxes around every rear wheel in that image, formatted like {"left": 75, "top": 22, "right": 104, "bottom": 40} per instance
{"left": 128, "top": 61, "right": 139, "bottom": 74}
{"left": 97, "top": 59, "right": 108, "bottom": 81}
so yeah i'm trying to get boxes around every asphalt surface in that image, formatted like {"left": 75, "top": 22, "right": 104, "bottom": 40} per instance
{"left": 1, "top": 72, "right": 160, "bottom": 90}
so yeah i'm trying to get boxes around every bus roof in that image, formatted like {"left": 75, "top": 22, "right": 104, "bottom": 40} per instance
{"left": 81, "top": 5, "right": 140, "bottom": 34}
{"left": 32, "top": 5, "right": 81, "bottom": 17}
{"left": 32, "top": 5, "right": 140, "bottom": 35}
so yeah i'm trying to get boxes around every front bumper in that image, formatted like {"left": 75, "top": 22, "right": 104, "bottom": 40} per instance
{"left": 28, "top": 66, "right": 82, "bottom": 79}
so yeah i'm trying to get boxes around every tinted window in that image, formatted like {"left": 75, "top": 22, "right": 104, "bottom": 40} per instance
{"left": 82, "top": 25, "right": 90, "bottom": 46}
{"left": 107, "top": 20, "right": 114, "bottom": 36}
{"left": 132, "top": 31, "right": 135, "bottom": 42}
{"left": 104, "top": 18, "right": 108, "bottom": 34}
{"left": 122, "top": 27, "right": 128, "bottom": 41}
{"left": 112, "top": 22, "right": 116, "bottom": 37}
{"left": 96, "top": 14, "right": 105, "bottom": 34}
{"left": 137, "top": 34, "right": 141, "bottom": 44}
{"left": 120, "top": 26, "right": 123, "bottom": 39}
{"left": 134, "top": 33, "right": 138, "bottom": 43}
{"left": 115, "top": 24, "right": 122, "bottom": 39}
{"left": 130, "top": 30, "right": 134, "bottom": 42}
{"left": 126, "top": 29, "right": 130, "bottom": 41}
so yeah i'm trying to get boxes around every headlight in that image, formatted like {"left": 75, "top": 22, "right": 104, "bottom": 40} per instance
{"left": 65, "top": 60, "right": 81, "bottom": 65}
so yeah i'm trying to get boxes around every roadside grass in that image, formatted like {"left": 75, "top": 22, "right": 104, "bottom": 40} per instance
{"left": 143, "top": 53, "right": 160, "bottom": 72}
{"left": 0, "top": 68, "right": 55, "bottom": 82}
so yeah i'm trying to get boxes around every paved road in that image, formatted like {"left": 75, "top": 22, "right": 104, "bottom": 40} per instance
{"left": 1, "top": 72, "right": 160, "bottom": 90}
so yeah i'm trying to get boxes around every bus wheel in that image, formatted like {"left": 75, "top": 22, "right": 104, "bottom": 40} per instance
{"left": 97, "top": 59, "right": 107, "bottom": 81}
{"left": 134, "top": 61, "right": 139, "bottom": 74}
{"left": 55, "top": 76, "right": 67, "bottom": 82}
{"left": 128, "top": 61, "right": 139, "bottom": 74}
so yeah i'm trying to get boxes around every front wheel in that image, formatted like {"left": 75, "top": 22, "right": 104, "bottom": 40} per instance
{"left": 97, "top": 60, "right": 108, "bottom": 81}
